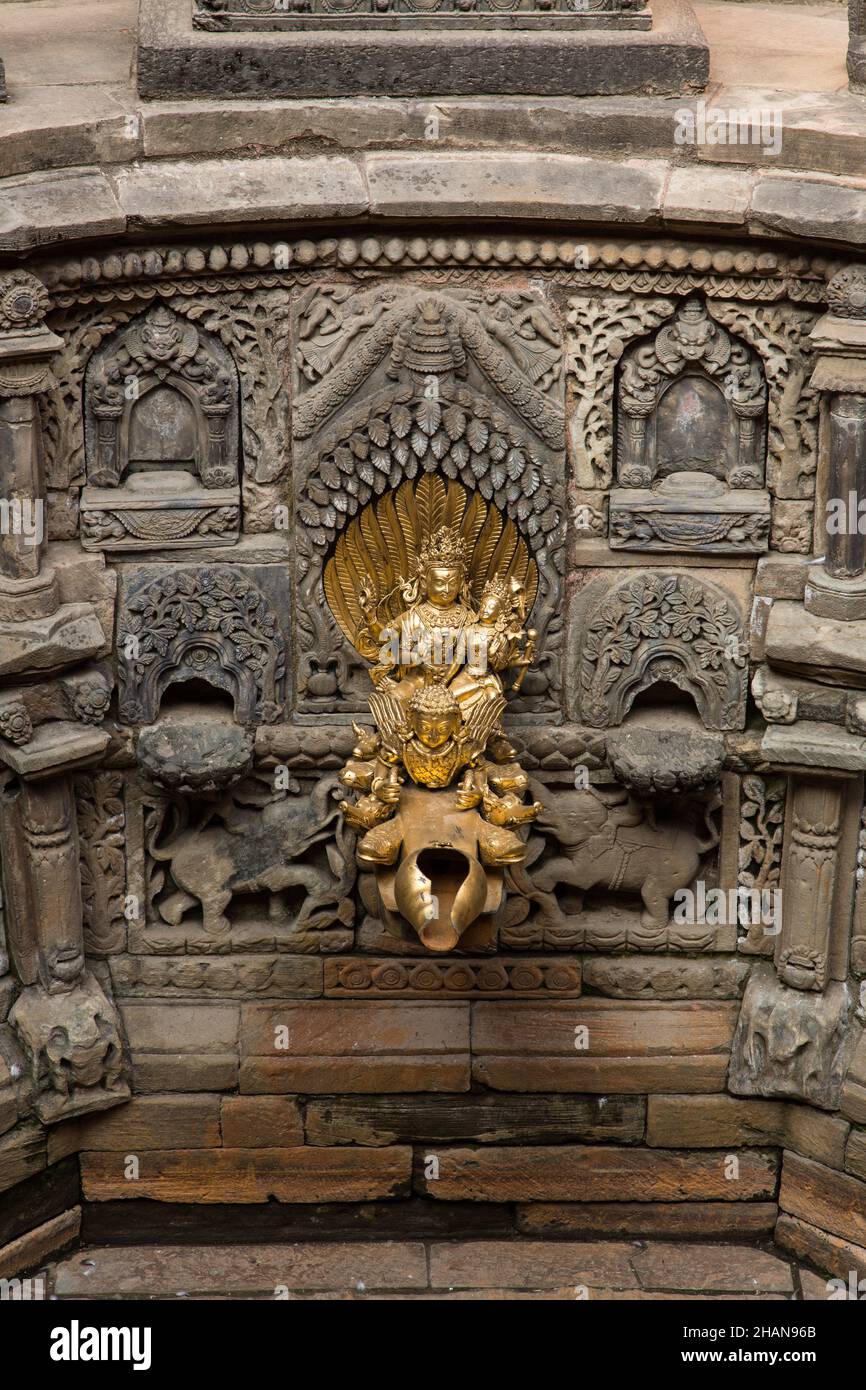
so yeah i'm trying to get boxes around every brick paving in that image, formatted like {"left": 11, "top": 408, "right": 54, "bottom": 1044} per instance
{"left": 47, "top": 1239, "right": 839, "bottom": 1300}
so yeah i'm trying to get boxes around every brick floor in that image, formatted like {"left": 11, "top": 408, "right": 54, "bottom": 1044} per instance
{"left": 46, "top": 1239, "right": 840, "bottom": 1300}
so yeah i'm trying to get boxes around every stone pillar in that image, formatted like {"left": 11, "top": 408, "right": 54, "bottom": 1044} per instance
{"left": 850, "top": 0, "right": 866, "bottom": 91}
{"left": 730, "top": 733, "right": 863, "bottom": 1109}
{"left": 0, "top": 271, "right": 104, "bottom": 680}
{"left": 0, "top": 748, "right": 129, "bottom": 1124}
{"left": 805, "top": 266, "right": 866, "bottom": 620}
{"left": 775, "top": 773, "right": 860, "bottom": 993}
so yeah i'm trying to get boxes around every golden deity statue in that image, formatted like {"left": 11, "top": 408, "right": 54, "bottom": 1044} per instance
{"left": 324, "top": 475, "right": 541, "bottom": 951}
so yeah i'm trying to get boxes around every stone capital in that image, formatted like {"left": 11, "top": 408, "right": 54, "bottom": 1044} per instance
{"left": 0, "top": 271, "right": 63, "bottom": 397}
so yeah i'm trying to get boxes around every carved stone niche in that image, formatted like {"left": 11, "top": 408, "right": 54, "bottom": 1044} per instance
{"left": 575, "top": 570, "right": 749, "bottom": 731}
{"left": 81, "top": 306, "right": 240, "bottom": 552}
{"left": 291, "top": 285, "right": 565, "bottom": 714}
{"left": 117, "top": 564, "right": 289, "bottom": 727}
{"left": 610, "top": 298, "right": 769, "bottom": 554}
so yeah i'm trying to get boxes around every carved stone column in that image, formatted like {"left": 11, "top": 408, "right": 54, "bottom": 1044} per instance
{"left": 806, "top": 266, "right": 866, "bottom": 619}
{"left": 730, "top": 733, "right": 863, "bottom": 1109}
{"left": 775, "top": 773, "right": 860, "bottom": 993}
{"left": 0, "top": 272, "right": 103, "bottom": 679}
{"left": 850, "top": 0, "right": 866, "bottom": 91}
{"left": 0, "top": 744, "right": 129, "bottom": 1124}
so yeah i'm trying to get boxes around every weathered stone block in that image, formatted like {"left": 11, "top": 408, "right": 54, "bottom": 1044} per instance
{"left": 779, "top": 1152, "right": 866, "bottom": 1248}
{"left": 81, "top": 1146, "right": 413, "bottom": 1203}
{"left": 305, "top": 1094, "right": 644, "bottom": 1147}
{"left": 516, "top": 1201, "right": 778, "bottom": 1240}
{"left": 415, "top": 1145, "right": 778, "bottom": 1202}
{"left": 220, "top": 1096, "right": 303, "bottom": 1148}
{"left": 138, "top": 0, "right": 709, "bottom": 100}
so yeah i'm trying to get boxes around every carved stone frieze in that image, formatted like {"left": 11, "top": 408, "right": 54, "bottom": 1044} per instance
{"left": 502, "top": 779, "right": 727, "bottom": 952}
{"left": 0, "top": 766, "right": 130, "bottom": 1124}
{"left": 117, "top": 565, "right": 289, "bottom": 725}
{"left": 609, "top": 484, "right": 770, "bottom": 554}
{"left": 323, "top": 956, "right": 582, "bottom": 998}
{"left": 195, "top": 0, "right": 650, "bottom": 26}
{"left": 127, "top": 772, "right": 356, "bottom": 949}
{"left": 76, "top": 772, "right": 128, "bottom": 958}
{"left": 577, "top": 572, "right": 748, "bottom": 731}
{"left": 567, "top": 294, "right": 674, "bottom": 489}
{"left": 710, "top": 299, "right": 819, "bottom": 499}
{"left": 39, "top": 235, "right": 828, "bottom": 298}
{"left": 737, "top": 774, "right": 785, "bottom": 958}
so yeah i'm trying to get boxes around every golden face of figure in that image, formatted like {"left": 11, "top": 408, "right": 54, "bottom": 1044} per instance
{"left": 425, "top": 565, "right": 462, "bottom": 607}
{"left": 412, "top": 708, "right": 460, "bottom": 749}
{"left": 478, "top": 592, "right": 504, "bottom": 623}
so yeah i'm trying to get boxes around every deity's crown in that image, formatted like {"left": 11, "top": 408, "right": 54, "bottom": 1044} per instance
{"left": 481, "top": 574, "right": 512, "bottom": 602}
{"left": 417, "top": 525, "right": 469, "bottom": 571}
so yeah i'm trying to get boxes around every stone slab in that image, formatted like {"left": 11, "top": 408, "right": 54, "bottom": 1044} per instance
{"left": 80, "top": 1147, "right": 412, "bottom": 1204}
{"left": 516, "top": 1200, "right": 778, "bottom": 1239}
{"left": 751, "top": 173, "right": 866, "bottom": 247}
{"left": 776, "top": 1212, "right": 866, "bottom": 1284}
{"left": 779, "top": 1151, "right": 866, "bottom": 1249}
{"left": 0, "top": 169, "right": 125, "bottom": 254}
{"left": 137, "top": 0, "right": 710, "bottom": 100}
{"left": 305, "top": 1094, "right": 644, "bottom": 1147}
{"left": 364, "top": 152, "right": 667, "bottom": 223}
{"left": 761, "top": 719, "right": 866, "bottom": 772}
{"left": 54, "top": 1239, "right": 427, "bottom": 1295}
{"left": 414, "top": 1145, "right": 778, "bottom": 1202}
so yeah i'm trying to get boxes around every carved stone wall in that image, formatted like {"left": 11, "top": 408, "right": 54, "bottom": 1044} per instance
{"left": 3, "top": 231, "right": 866, "bottom": 1265}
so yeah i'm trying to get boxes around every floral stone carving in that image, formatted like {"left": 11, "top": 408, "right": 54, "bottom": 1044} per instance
{"left": 118, "top": 566, "right": 287, "bottom": 725}
{"left": 578, "top": 572, "right": 748, "bottom": 730}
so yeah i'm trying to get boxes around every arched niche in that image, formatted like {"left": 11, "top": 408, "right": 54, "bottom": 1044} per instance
{"left": 578, "top": 571, "right": 748, "bottom": 731}
{"left": 609, "top": 298, "right": 770, "bottom": 556}
{"left": 80, "top": 305, "right": 241, "bottom": 553}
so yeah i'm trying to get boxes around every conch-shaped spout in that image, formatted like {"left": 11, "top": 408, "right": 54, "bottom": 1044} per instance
{"left": 394, "top": 846, "right": 488, "bottom": 952}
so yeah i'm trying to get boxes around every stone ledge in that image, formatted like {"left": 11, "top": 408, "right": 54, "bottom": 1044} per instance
{"left": 0, "top": 152, "right": 865, "bottom": 261}
{"left": 137, "top": 0, "right": 709, "bottom": 101}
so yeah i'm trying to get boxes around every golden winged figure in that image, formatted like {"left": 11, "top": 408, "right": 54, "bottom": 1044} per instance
{"left": 326, "top": 477, "right": 542, "bottom": 953}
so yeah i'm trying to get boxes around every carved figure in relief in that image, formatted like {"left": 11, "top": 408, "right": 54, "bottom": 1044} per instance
{"left": 148, "top": 774, "right": 354, "bottom": 936}
{"left": 327, "top": 475, "right": 541, "bottom": 950}
{"left": 513, "top": 784, "right": 721, "bottom": 931}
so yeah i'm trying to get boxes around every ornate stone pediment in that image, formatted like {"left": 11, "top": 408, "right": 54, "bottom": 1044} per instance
{"left": 292, "top": 285, "right": 565, "bottom": 713}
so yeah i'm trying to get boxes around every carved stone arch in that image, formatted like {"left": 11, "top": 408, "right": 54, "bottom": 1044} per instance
{"left": 615, "top": 295, "right": 767, "bottom": 490}
{"left": 297, "top": 434, "right": 562, "bottom": 715}
{"left": 292, "top": 284, "right": 566, "bottom": 715}
{"left": 578, "top": 571, "right": 748, "bottom": 731}
{"left": 117, "top": 567, "right": 287, "bottom": 725}
{"left": 84, "top": 303, "right": 240, "bottom": 488}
